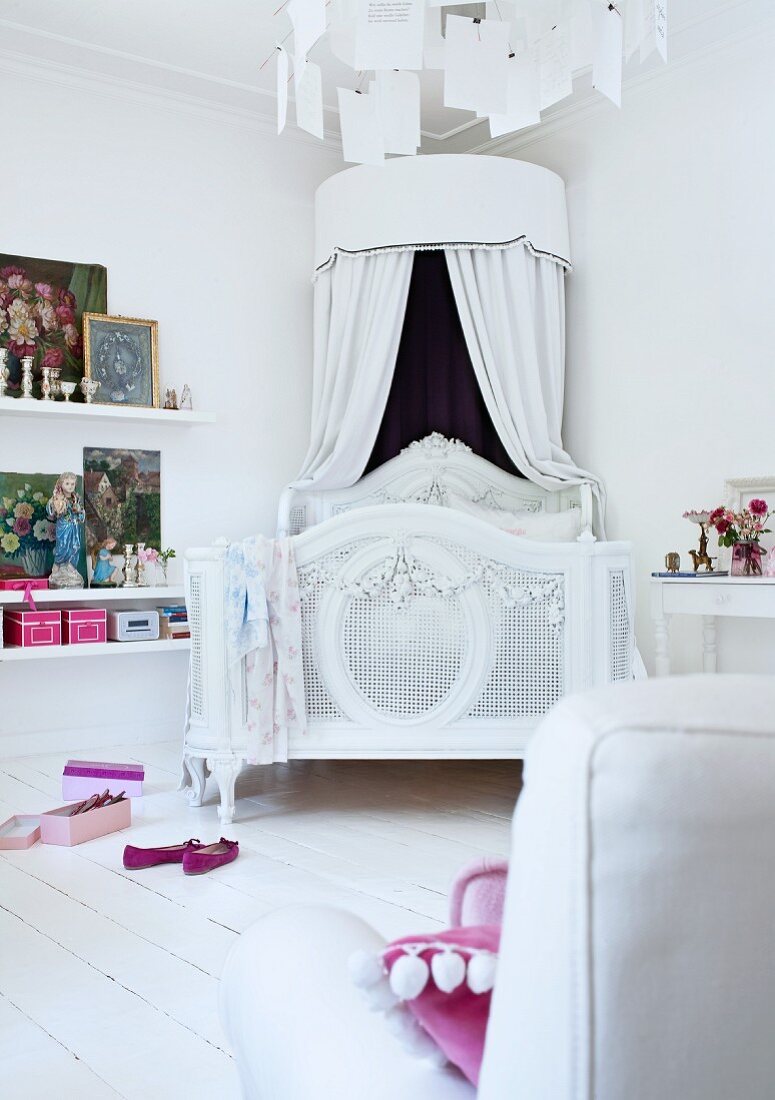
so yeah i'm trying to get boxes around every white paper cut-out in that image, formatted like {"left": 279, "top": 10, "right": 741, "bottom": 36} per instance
{"left": 355, "top": 0, "right": 424, "bottom": 71}
{"left": 338, "top": 87, "right": 385, "bottom": 164}
{"left": 444, "top": 15, "right": 510, "bottom": 115}
{"left": 296, "top": 60, "right": 325, "bottom": 139}
{"left": 592, "top": 1, "right": 623, "bottom": 107}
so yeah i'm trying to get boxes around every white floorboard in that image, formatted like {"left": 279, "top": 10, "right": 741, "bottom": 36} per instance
{"left": 0, "top": 743, "right": 521, "bottom": 1099}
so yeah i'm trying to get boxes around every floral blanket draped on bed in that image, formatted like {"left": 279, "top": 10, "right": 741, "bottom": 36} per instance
{"left": 225, "top": 536, "right": 306, "bottom": 765}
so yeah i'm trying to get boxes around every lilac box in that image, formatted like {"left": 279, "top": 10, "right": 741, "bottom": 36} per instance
{"left": 62, "top": 759, "right": 144, "bottom": 800}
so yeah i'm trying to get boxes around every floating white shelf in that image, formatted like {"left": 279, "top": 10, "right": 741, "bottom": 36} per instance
{"left": 0, "top": 585, "right": 185, "bottom": 606}
{"left": 0, "top": 396, "right": 214, "bottom": 425}
{"left": 0, "top": 638, "right": 190, "bottom": 661}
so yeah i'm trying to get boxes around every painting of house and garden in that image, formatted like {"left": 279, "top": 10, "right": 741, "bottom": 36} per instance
{"left": 83, "top": 448, "right": 161, "bottom": 559}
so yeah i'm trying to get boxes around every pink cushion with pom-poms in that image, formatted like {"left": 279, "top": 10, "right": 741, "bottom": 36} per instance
{"left": 382, "top": 925, "right": 500, "bottom": 1086}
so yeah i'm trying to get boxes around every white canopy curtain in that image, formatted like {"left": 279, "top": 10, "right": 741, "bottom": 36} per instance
{"left": 445, "top": 246, "right": 606, "bottom": 533}
{"left": 289, "top": 250, "right": 414, "bottom": 493}
{"left": 280, "top": 155, "right": 606, "bottom": 534}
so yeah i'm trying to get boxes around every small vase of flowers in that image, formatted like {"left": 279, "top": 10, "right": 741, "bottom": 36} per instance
{"left": 708, "top": 499, "right": 771, "bottom": 576}
{"left": 138, "top": 545, "right": 176, "bottom": 586}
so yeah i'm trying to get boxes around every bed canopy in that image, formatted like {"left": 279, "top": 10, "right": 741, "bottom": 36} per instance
{"left": 280, "top": 154, "right": 605, "bottom": 533}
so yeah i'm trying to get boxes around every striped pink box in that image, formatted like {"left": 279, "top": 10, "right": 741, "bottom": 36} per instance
{"left": 62, "top": 759, "right": 145, "bottom": 800}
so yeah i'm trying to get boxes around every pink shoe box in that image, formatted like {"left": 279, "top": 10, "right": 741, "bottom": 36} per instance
{"left": 62, "top": 759, "right": 144, "bottom": 800}
{"left": 0, "top": 577, "right": 49, "bottom": 591}
{"left": 0, "top": 814, "right": 41, "bottom": 850}
{"left": 62, "top": 608, "right": 107, "bottom": 645}
{"left": 3, "top": 608, "right": 61, "bottom": 648}
{"left": 40, "top": 798, "right": 131, "bottom": 847}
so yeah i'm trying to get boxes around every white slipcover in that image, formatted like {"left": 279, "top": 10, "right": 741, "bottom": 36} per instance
{"left": 221, "top": 675, "right": 775, "bottom": 1100}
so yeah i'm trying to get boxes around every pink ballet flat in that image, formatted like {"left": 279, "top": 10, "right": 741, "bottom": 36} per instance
{"left": 123, "top": 838, "right": 202, "bottom": 870}
{"left": 182, "top": 837, "right": 239, "bottom": 876}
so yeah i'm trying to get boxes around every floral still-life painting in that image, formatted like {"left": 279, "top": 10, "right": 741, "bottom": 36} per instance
{"left": 83, "top": 448, "right": 161, "bottom": 573}
{"left": 0, "top": 471, "right": 88, "bottom": 582}
{"left": 83, "top": 314, "right": 159, "bottom": 408}
{"left": 0, "top": 253, "right": 107, "bottom": 399}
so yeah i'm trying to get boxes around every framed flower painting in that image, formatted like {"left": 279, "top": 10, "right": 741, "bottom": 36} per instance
{"left": 0, "top": 253, "right": 107, "bottom": 400}
{"left": 0, "top": 471, "right": 88, "bottom": 581}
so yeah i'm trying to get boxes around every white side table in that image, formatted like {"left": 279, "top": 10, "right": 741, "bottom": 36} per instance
{"left": 650, "top": 576, "right": 775, "bottom": 675}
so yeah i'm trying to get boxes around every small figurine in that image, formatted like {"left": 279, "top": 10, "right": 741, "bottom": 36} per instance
{"left": 164, "top": 388, "right": 178, "bottom": 410}
{"left": 765, "top": 546, "right": 775, "bottom": 578}
{"left": 665, "top": 552, "right": 680, "bottom": 573}
{"left": 179, "top": 384, "right": 192, "bottom": 410}
{"left": 46, "top": 472, "right": 85, "bottom": 589}
{"left": 91, "top": 537, "right": 119, "bottom": 586}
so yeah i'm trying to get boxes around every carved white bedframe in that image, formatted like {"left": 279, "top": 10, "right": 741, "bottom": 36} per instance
{"left": 182, "top": 436, "right": 635, "bottom": 823}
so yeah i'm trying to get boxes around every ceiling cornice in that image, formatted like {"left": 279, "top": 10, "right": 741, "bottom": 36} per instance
{"left": 0, "top": 22, "right": 342, "bottom": 154}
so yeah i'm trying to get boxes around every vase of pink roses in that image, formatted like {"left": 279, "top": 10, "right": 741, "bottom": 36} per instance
{"left": 709, "top": 499, "right": 771, "bottom": 576}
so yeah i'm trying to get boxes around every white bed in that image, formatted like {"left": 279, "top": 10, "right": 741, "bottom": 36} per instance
{"left": 182, "top": 435, "right": 635, "bottom": 823}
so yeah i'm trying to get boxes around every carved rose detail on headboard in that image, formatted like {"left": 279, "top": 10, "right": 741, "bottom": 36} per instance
{"left": 339, "top": 539, "right": 480, "bottom": 612}
{"left": 402, "top": 433, "right": 472, "bottom": 458}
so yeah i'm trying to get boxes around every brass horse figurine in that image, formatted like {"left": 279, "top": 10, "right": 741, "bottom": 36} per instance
{"left": 688, "top": 523, "right": 715, "bottom": 572}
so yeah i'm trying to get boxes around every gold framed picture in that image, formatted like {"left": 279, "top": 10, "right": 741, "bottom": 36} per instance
{"left": 83, "top": 314, "right": 159, "bottom": 408}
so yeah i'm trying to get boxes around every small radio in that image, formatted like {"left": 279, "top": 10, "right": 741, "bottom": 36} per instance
{"left": 106, "top": 610, "right": 160, "bottom": 642}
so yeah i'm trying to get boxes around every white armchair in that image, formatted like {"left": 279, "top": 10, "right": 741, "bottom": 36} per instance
{"left": 221, "top": 675, "right": 775, "bottom": 1099}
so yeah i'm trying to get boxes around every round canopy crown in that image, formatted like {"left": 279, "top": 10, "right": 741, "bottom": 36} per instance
{"left": 314, "top": 154, "right": 571, "bottom": 273}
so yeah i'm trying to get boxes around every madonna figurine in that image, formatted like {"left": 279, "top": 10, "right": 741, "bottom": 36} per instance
{"left": 91, "top": 537, "right": 119, "bottom": 586}
{"left": 46, "top": 471, "right": 86, "bottom": 589}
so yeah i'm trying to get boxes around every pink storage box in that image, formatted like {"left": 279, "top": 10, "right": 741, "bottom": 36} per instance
{"left": 40, "top": 798, "right": 131, "bottom": 846}
{"left": 0, "top": 577, "right": 49, "bottom": 591}
{"left": 62, "top": 608, "right": 107, "bottom": 645}
{"left": 3, "top": 608, "right": 61, "bottom": 648}
{"left": 62, "top": 759, "right": 144, "bottom": 800}
{"left": 0, "top": 814, "right": 41, "bottom": 849}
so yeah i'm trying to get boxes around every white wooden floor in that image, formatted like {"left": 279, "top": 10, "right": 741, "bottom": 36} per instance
{"left": 0, "top": 744, "right": 522, "bottom": 1099}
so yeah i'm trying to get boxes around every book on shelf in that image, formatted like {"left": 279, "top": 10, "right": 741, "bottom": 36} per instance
{"left": 159, "top": 617, "right": 190, "bottom": 640}
{"left": 651, "top": 571, "right": 730, "bottom": 578}
{"left": 157, "top": 606, "right": 188, "bottom": 622}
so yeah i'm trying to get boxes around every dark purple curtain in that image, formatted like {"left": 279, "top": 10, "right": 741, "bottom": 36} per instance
{"left": 365, "top": 250, "right": 521, "bottom": 476}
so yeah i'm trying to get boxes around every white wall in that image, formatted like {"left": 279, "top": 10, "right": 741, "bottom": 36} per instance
{"left": 510, "top": 29, "right": 775, "bottom": 674}
{"left": 0, "top": 66, "right": 340, "bottom": 755}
